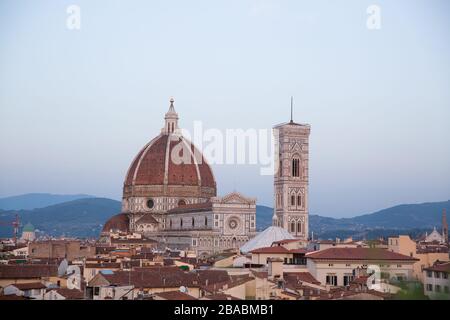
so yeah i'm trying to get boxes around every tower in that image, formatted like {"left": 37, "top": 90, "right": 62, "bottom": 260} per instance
{"left": 273, "top": 98, "right": 310, "bottom": 241}
{"left": 443, "top": 208, "right": 448, "bottom": 244}
{"left": 162, "top": 97, "right": 179, "bottom": 134}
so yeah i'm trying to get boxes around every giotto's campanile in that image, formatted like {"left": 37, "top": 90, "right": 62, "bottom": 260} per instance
{"left": 272, "top": 109, "right": 310, "bottom": 241}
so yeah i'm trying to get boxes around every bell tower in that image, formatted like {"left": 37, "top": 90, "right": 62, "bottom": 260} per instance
{"left": 273, "top": 98, "right": 310, "bottom": 241}
{"left": 443, "top": 208, "right": 448, "bottom": 244}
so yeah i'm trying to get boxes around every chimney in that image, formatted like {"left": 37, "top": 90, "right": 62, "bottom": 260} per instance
{"left": 267, "top": 257, "right": 284, "bottom": 280}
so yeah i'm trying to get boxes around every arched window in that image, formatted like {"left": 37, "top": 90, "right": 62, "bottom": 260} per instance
{"left": 178, "top": 199, "right": 186, "bottom": 206}
{"left": 204, "top": 216, "right": 208, "bottom": 226}
{"left": 290, "top": 222, "right": 295, "bottom": 233}
{"left": 180, "top": 218, "right": 183, "bottom": 228}
{"left": 291, "top": 195, "right": 295, "bottom": 206}
{"left": 297, "top": 195, "right": 302, "bottom": 207}
{"left": 292, "top": 158, "right": 300, "bottom": 177}
{"left": 192, "top": 217, "right": 195, "bottom": 227}
{"left": 297, "top": 222, "right": 302, "bottom": 234}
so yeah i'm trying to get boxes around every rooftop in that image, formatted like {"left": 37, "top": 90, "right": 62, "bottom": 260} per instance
{"left": 50, "top": 288, "right": 84, "bottom": 299}
{"left": 0, "top": 264, "right": 58, "bottom": 279}
{"left": 9, "top": 282, "right": 47, "bottom": 290}
{"left": 283, "top": 272, "right": 321, "bottom": 286}
{"left": 250, "top": 246, "right": 308, "bottom": 254}
{"left": 423, "top": 261, "right": 450, "bottom": 273}
{"left": 153, "top": 291, "right": 197, "bottom": 300}
{"left": 306, "top": 247, "right": 419, "bottom": 261}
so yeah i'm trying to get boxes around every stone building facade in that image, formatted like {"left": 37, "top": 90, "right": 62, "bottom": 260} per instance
{"left": 28, "top": 240, "right": 95, "bottom": 261}
{"left": 102, "top": 99, "right": 256, "bottom": 256}
{"left": 272, "top": 115, "right": 310, "bottom": 241}
{"left": 158, "top": 192, "right": 256, "bottom": 256}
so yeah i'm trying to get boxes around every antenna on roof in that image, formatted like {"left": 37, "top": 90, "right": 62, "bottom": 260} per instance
{"left": 290, "top": 96, "right": 294, "bottom": 123}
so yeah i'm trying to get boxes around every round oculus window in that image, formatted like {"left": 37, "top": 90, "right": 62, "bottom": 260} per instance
{"left": 147, "top": 199, "right": 154, "bottom": 209}
{"left": 228, "top": 219, "right": 238, "bottom": 230}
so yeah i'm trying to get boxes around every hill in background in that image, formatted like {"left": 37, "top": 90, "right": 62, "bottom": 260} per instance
{"left": 0, "top": 193, "right": 448, "bottom": 240}
{"left": 253, "top": 201, "right": 450, "bottom": 239}
{"left": 0, "top": 198, "right": 120, "bottom": 238}
{"left": 0, "top": 193, "right": 94, "bottom": 210}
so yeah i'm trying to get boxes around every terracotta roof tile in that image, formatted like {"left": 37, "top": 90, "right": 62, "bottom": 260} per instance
{"left": 0, "top": 264, "right": 58, "bottom": 279}
{"left": 0, "top": 295, "right": 29, "bottom": 300}
{"left": 124, "top": 134, "right": 216, "bottom": 189}
{"left": 102, "top": 213, "right": 129, "bottom": 233}
{"left": 153, "top": 291, "right": 197, "bottom": 300}
{"left": 423, "top": 262, "right": 450, "bottom": 273}
{"left": 9, "top": 282, "right": 47, "bottom": 290}
{"left": 306, "top": 247, "right": 419, "bottom": 261}
{"left": 85, "top": 263, "right": 121, "bottom": 269}
{"left": 284, "top": 272, "right": 321, "bottom": 285}
{"left": 96, "top": 269, "right": 199, "bottom": 289}
{"left": 50, "top": 288, "right": 84, "bottom": 299}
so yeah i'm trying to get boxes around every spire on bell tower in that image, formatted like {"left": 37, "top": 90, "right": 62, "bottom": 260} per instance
{"left": 290, "top": 96, "right": 294, "bottom": 123}
{"left": 163, "top": 97, "right": 179, "bottom": 134}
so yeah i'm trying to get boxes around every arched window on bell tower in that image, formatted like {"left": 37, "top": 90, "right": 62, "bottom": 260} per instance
{"left": 297, "top": 195, "right": 302, "bottom": 208}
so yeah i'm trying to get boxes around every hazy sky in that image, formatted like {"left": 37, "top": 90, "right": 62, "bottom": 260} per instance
{"left": 1, "top": 0, "right": 449, "bottom": 217}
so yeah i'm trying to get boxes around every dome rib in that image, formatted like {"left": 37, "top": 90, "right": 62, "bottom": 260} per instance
{"left": 124, "top": 134, "right": 216, "bottom": 189}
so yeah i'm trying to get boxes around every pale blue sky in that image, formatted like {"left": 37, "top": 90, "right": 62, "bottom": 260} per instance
{"left": 0, "top": 0, "right": 449, "bottom": 217}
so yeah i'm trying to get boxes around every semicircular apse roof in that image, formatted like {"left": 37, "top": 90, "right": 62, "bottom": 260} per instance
{"left": 240, "top": 226, "right": 294, "bottom": 254}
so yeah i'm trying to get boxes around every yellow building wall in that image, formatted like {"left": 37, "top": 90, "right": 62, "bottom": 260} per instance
{"left": 252, "top": 253, "right": 291, "bottom": 265}
{"left": 223, "top": 283, "right": 246, "bottom": 300}
{"left": 213, "top": 255, "right": 236, "bottom": 268}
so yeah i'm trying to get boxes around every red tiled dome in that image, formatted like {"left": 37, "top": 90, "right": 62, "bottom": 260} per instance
{"left": 102, "top": 213, "right": 129, "bottom": 233}
{"left": 124, "top": 134, "right": 216, "bottom": 189}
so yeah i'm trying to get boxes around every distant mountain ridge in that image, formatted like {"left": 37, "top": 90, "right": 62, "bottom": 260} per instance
{"left": 0, "top": 193, "right": 448, "bottom": 239}
{"left": 0, "top": 193, "right": 94, "bottom": 210}
{"left": 253, "top": 200, "right": 450, "bottom": 239}
{"left": 0, "top": 197, "right": 121, "bottom": 238}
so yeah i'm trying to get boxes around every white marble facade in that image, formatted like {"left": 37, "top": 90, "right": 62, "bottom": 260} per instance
{"left": 155, "top": 192, "right": 257, "bottom": 256}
